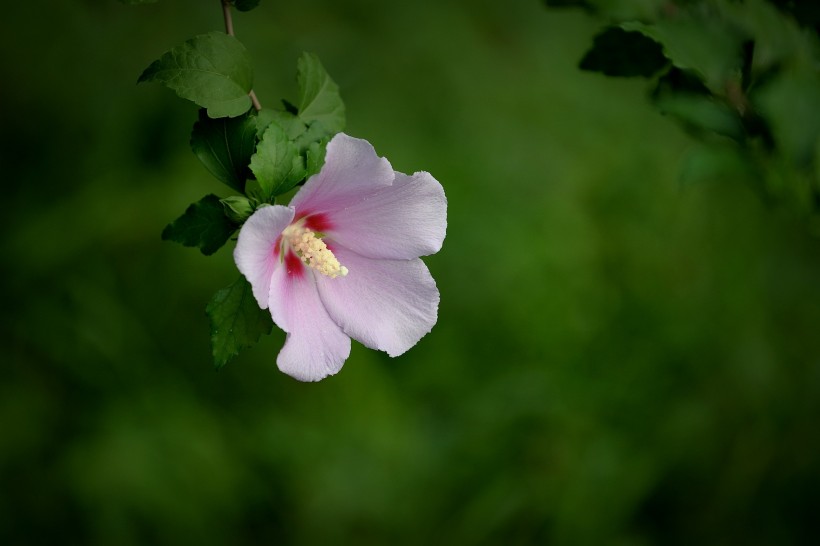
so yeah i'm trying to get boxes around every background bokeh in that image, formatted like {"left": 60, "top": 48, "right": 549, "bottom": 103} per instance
{"left": 2, "top": 0, "right": 820, "bottom": 544}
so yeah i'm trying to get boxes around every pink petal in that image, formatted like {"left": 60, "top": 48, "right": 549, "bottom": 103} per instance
{"left": 289, "top": 133, "right": 395, "bottom": 214}
{"left": 326, "top": 171, "right": 447, "bottom": 260}
{"left": 316, "top": 246, "right": 439, "bottom": 357}
{"left": 233, "top": 205, "right": 295, "bottom": 309}
{"left": 268, "top": 261, "right": 351, "bottom": 381}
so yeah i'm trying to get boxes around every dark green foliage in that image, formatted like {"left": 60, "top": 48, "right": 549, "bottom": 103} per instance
{"left": 206, "top": 276, "right": 273, "bottom": 369}
{"left": 580, "top": 27, "right": 668, "bottom": 77}
{"left": 161, "top": 194, "right": 236, "bottom": 255}
{"left": 232, "top": 0, "right": 260, "bottom": 12}
{"left": 190, "top": 109, "right": 258, "bottom": 192}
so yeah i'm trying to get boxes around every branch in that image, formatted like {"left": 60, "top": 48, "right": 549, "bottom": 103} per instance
{"left": 221, "top": 0, "right": 262, "bottom": 111}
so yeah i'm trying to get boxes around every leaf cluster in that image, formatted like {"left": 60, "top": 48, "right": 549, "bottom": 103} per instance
{"left": 552, "top": 0, "right": 820, "bottom": 212}
{"left": 137, "top": 24, "right": 345, "bottom": 368}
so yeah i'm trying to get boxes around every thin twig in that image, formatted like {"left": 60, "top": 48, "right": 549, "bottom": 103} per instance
{"left": 221, "top": 0, "right": 234, "bottom": 36}
{"left": 221, "top": 0, "right": 262, "bottom": 111}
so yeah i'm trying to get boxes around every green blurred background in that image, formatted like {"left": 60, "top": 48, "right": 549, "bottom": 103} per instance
{"left": 3, "top": 0, "right": 820, "bottom": 544}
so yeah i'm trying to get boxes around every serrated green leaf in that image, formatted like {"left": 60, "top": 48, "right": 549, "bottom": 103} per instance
{"left": 579, "top": 27, "right": 667, "bottom": 77}
{"left": 138, "top": 31, "right": 253, "bottom": 118}
{"left": 232, "top": 0, "right": 260, "bottom": 11}
{"left": 206, "top": 276, "right": 273, "bottom": 369}
{"left": 161, "top": 194, "right": 236, "bottom": 255}
{"left": 190, "top": 109, "right": 257, "bottom": 192}
{"left": 256, "top": 108, "right": 307, "bottom": 140}
{"left": 250, "top": 123, "right": 306, "bottom": 198}
{"left": 296, "top": 53, "right": 345, "bottom": 134}
{"left": 305, "top": 140, "right": 327, "bottom": 179}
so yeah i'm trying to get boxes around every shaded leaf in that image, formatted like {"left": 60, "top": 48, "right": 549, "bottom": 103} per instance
{"left": 119, "top": 0, "right": 158, "bottom": 4}
{"left": 190, "top": 109, "right": 257, "bottom": 192}
{"left": 206, "top": 276, "right": 273, "bottom": 369}
{"left": 622, "top": 18, "right": 744, "bottom": 94}
{"left": 161, "top": 194, "right": 236, "bottom": 255}
{"left": 232, "top": 0, "right": 260, "bottom": 12}
{"left": 250, "top": 123, "right": 306, "bottom": 198}
{"left": 138, "top": 32, "right": 253, "bottom": 118}
{"left": 296, "top": 53, "right": 345, "bottom": 134}
{"left": 580, "top": 27, "right": 667, "bottom": 77}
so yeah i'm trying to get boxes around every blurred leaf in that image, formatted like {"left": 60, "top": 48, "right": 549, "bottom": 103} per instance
{"left": 250, "top": 123, "right": 305, "bottom": 198}
{"left": 220, "top": 195, "right": 255, "bottom": 223}
{"left": 206, "top": 276, "right": 273, "bottom": 369}
{"left": 754, "top": 66, "right": 820, "bottom": 168}
{"left": 579, "top": 27, "right": 667, "bottom": 77}
{"left": 232, "top": 0, "right": 260, "bottom": 12}
{"left": 119, "top": 0, "right": 158, "bottom": 4}
{"left": 622, "top": 17, "right": 744, "bottom": 93}
{"left": 190, "top": 109, "right": 257, "bottom": 192}
{"left": 296, "top": 53, "right": 345, "bottom": 134}
{"left": 543, "top": 0, "right": 590, "bottom": 8}
{"left": 138, "top": 32, "right": 253, "bottom": 118}
{"left": 656, "top": 93, "right": 744, "bottom": 141}
{"left": 161, "top": 194, "right": 236, "bottom": 255}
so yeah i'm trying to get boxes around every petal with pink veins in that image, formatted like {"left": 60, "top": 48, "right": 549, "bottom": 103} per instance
{"left": 289, "top": 134, "right": 395, "bottom": 214}
{"left": 326, "top": 171, "right": 447, "bottom": 260}
{"left": 316, "top": 245, "right": 439, "bottom": 357}
{"left": 268, "top": 262, "right": 351, "bottom": 381}
{"left": 234, "top": 205, "right": 295, "bottom": 309}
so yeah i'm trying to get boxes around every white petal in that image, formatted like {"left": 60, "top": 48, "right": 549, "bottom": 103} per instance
{"left": 289, "top": 133, "right": 395, "bottom": 214}
{"left": 316, "top": 246, "right": 439, "bottom": 357}
{"left": 326, "top": 171, "right": 447, "bottom": 260}
{"left": 233, "top": 205, "right": 295, "bottom": 309}
{"left": 268, "top": 261, "right": 351, "bottom": 381}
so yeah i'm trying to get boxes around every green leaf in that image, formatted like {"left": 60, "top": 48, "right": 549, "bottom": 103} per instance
{"left": 232, "top": 0, "right": 261, "bottom": 11}
{"left": 161, "top": 194, "right": 236, "bottom": 255}
{"left": 206, "top": 276, "right": 273, "bottom": 369}
{"left": 190, "top": 109, "right": 257, "bottom": 192}
{"left": 579, "top": 27, "right": 667, "bottom": 77}
{"left": 755, "top": 66, "right": 820, "bottom": 168}
{"left": 256, "top": 108, "right": 307, "bottom": 140}
{"left": 250, "top": 123, "right": 306, "bottom": 198}
{"left": 138, "top": 31, "right": 254, "bottom": 118}
{"left": 296, "top": 53, "right": 345, "bottom": 134}
{"left": 622, "top": 18, "right": 744, "bottom": 94}
{"left": 305, "top": 140, "right": 328, "bottom": 179}
{"left": 221, "top": 195, "right": 255, "bottom": 223}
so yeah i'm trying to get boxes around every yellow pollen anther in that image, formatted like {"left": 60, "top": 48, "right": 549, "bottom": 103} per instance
{"left": 282, "top": 224, "right": 349, "bottom": 278}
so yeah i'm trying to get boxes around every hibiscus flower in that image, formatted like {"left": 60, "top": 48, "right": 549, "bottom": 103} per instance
{"left": 234, "top": 133, "right": 447, "bottom": 381}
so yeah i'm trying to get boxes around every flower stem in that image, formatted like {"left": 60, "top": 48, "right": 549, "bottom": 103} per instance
{"left": 221, "top": 0, "right": 262, "bottom": 112}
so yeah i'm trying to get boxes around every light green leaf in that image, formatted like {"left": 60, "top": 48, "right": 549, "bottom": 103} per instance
{"left": 206, "top": 276, "right": 273, "bottom": 369}
{"left": 138, "top": 31, "right": 254, "bottom": 118}
{"left": 256, "top": 108, "right": 307, "bottom": 140}
{"left": 161, "top": 194, "right": 236, "bottom": 255}
{"left": 305, "top": 140, "right": 328, "bottom": 179}
{"left": 296, "top": 53, "right": 345, "bottom": 134}
{"left": 250, "top": 122, "right": 306, "bottom": 198}
{"left": 190, "top": 109, "right": 257, "bottom": 192}
{"left": 221, "top": 195, "right": 255, "bottom": 223}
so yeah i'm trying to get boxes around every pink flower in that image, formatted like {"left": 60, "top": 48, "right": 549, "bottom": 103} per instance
{"left": 234, "top": 133, "right": 447, "bottom": 381}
